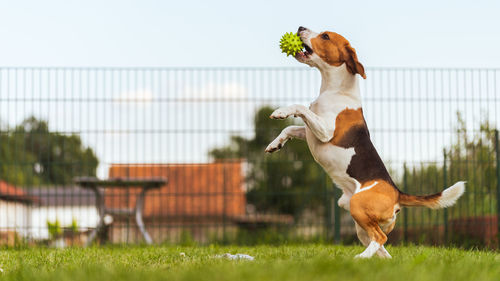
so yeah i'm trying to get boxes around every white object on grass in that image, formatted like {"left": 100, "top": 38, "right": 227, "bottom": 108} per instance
{"left": 217, "top": 253, "right": 255, "bottom": 261}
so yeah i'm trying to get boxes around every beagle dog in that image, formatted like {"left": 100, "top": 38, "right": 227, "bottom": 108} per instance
{"left": 266, "top": 26, "right": 465, "bottom": 258}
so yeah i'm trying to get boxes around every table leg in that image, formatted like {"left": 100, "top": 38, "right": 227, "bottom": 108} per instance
{"left": 135, "top": 187, "right": 153, "bottom": 244}
{"left": 86, "top": 187, "right": 105, "bottom": 246}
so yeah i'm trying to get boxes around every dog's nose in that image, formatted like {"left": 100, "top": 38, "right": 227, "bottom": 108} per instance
{"left": 298, "top": 26, "right": 307, "bottom": 33}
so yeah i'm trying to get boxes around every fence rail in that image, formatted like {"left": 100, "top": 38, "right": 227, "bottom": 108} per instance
{"left": 0, "top": 67, "right": 499, "bottom": 247}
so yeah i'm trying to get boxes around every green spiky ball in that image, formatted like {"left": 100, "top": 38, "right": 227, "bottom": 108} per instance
{"left": 280, "top": 32, "right": 303, "bottom": 57}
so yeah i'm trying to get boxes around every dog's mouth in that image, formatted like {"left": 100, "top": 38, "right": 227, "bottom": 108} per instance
{"left": 296, "top": 39, "right": 313, "bottom": 60}
{"left": 303, "top": 43, "right": 313, "bottom": 55}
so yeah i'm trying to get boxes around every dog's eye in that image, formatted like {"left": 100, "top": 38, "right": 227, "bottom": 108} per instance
{"left": 321, "top": 33, "right": 330, "bottom": 40}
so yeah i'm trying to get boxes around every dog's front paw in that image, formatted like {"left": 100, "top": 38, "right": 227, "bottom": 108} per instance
{"left": 270, "top": 107, "right": 295, "bottom": 120}
{"left": 265, "top": 140, "right": 283, "bottom": 153}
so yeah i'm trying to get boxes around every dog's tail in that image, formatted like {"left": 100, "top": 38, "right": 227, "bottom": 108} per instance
{"left": 398, "top": 181, "right": 466, "bottom": 209}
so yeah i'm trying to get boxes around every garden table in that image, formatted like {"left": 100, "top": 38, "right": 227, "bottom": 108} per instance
{"left": 75, "top": 177, "right": 167, "bottom": 246}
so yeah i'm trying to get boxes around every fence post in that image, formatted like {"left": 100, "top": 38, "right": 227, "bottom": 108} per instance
{"left": 495, "top": 129, "right": 500, "bottom": 244}
{"left": 222, "top": 163, "right": 227, "bottom": 244}
{"left": 403, "top": 163, "right": 408, "bottom": 244}
{"left": 323, "top": 172, "right": 332, "bottom": 242}
{"left": 443, "top": 149, "right": 448, "bottom": 245}
{"left": 333, "top": 184, "right": 341, "bottom": 244}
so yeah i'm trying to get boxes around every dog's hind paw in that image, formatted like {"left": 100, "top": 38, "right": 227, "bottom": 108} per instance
{"left": 354, "top": 253, "right": 368, "bottom": 259}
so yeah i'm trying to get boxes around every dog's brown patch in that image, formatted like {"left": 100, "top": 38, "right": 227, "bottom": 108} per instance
{"left": 310, "top": 32, "right": 366, "bottom": 78}
{"left": 331, "top": 108, "right": 365, "bottom": 146}
{"left": 330, "top": 108, "right": 395, "bottom": 186}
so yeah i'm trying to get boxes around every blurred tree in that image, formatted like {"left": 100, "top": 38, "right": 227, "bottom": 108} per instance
{"left": 210, "top": 106, "right": 326, "bottom": 216}
{"left": 0, "top": 117, "right": 99, "bottom": 186}
{"left": 0, "top": 131, "right": 40, "bottom": 186}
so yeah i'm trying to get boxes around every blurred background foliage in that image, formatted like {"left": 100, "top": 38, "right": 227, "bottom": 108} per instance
{"left": 0, "top": 117, "right": 98, "bottom": 186}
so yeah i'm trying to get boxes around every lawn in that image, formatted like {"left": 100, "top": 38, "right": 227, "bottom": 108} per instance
{"left": 0, "top": 245, "right": 499, "bottom": 281}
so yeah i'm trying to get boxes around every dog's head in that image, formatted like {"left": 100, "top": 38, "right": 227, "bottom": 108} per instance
{"left": 296, "top": 26, "right": 366, "bottom": 79}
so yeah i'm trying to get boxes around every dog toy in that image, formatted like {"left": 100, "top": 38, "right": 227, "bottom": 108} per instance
{"left": 280, "top": 32, "right": 303, "bottom": 56}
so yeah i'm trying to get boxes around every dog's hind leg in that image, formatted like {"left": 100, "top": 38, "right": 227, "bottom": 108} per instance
{"left": 265, "top": 126, "right": 305, "bottom": 153}
{"left": 351, "top": 197, "right": 388, "bottom": 258}
{"left": 375, "top": 245, "right": 392, "bottom": 258}
{"left": 350, "top": 181, "right": 399, "bottom": 258}
{"left": 375, "top": 220, "right": 396, "bottom": 258}
{"left": 355, "top": 223, "right": 391, "bottom": 258}
{"left": 355, "top": 222, "right": 371, "bottom": 246}
{"left": 353, "top": 223, "right": 386, "bottom": 258}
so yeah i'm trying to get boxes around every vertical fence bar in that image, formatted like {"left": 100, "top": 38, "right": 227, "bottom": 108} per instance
{"left": 222, "top": 154, "right": 227, "bottom": 244}
{"left": 443, "top": 149, "right": 448, "bottom": 245}
{"left": 495, "top": 129, "right": 500, "bottom": 244}
{"left": 324, "top": 172, "right": 332, "bottom": 242}
{"left": 333, "top": 184, "right": 341, "bottom": 244}
{"left": 403, "top": 163, "right": 408, "bottom": 244}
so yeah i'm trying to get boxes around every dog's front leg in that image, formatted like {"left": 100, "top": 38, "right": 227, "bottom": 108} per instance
{"left": 265, "top": 125, "right": 305, "bottom": 153}
{"left": 270, "top": 105, "right": 333, "bottom": 143}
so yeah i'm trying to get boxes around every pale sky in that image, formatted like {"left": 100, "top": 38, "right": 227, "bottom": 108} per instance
{"left": 0, "top": 0, "right": 499, "bottom": 68}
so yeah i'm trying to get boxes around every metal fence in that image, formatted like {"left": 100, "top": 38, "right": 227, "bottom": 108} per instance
{"left": 0, "top": 67, "right": 499, "bottom": 247}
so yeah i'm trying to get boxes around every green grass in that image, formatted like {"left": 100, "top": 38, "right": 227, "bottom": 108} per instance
{"left": 0, "top": 245, "right": 499, "bottom": 281}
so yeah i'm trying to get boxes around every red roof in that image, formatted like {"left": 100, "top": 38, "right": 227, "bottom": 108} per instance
{"left": 0, "top": 181, "right": 35, "bottom": 203}
{"left": 104, "top": 161, "right": 246, "bottom": 219}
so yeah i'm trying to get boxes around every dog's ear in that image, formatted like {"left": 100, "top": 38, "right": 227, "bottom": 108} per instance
{"left": 343, "top": 45, "right": 366, "bottom": 79}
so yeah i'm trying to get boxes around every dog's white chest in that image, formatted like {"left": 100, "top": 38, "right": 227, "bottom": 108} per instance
{"left": 305, "top": 128, "right": 358, "bottom": 192}
{"left": 304, "top": 93, "right": 363, "bottom": 195}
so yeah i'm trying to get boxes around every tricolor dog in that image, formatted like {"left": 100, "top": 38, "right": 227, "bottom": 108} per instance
{"left": 266, "top": 26, "right": 465, "bottom": 258}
